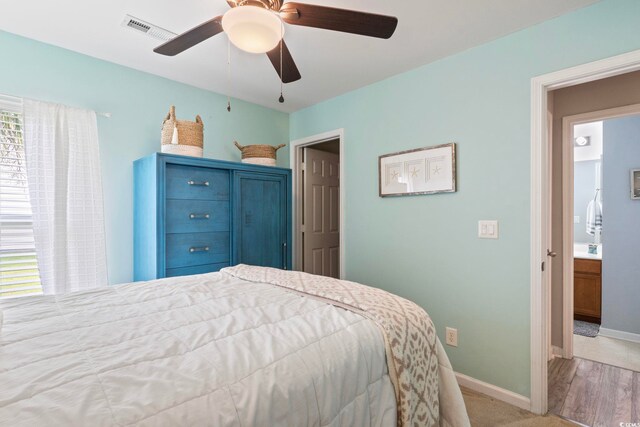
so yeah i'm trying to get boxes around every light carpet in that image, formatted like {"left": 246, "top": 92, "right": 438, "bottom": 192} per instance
{"left": 462, "top": 387, "right": 578, "bottom": 426}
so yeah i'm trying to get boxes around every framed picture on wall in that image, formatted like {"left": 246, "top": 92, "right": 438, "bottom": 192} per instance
{"left": 631, "top": 169, "right": 640, "bottom": 200}
{"left": 379, "top": 143, "right": 456, "bottom": 197}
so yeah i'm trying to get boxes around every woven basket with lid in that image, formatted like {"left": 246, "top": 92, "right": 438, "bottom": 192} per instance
{"left": 161, "top": 106, "right": 204, "bottom": 157}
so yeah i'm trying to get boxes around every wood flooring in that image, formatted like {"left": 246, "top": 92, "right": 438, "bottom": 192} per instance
{"left": 549, "top": 356, "right": 640, "bottom": 426}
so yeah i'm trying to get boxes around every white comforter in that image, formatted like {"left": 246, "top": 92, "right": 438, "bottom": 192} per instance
{"left": 0, "top": 273, "right": 398, "bottom": 426}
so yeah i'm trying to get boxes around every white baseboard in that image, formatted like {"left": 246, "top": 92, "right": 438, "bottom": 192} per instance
{"left": 455, "top": 372, "right": 531, "bottom": 411}
{"left": 551, "top": 345, "right": 564, "bottom": 359}
{"left": 599, "top": 327, "right": 640, "bottom": 344}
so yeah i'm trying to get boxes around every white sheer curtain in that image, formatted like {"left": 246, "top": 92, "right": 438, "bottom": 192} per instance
{"left": 23, "top": 100, "right": 108, "bottom": 294}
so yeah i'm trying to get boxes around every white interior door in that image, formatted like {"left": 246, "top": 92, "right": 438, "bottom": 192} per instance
{"left": 302, "top": 147, "right": 340, "bottom": 278}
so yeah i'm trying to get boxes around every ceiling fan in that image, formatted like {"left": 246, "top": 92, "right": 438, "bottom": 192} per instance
{"left": 153, "top": 0, "right": 398, "bottom": 84}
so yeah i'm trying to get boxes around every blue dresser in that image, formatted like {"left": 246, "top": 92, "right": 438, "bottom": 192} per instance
{"left": 133, "top": 153, "right": 292, "bottom": 281}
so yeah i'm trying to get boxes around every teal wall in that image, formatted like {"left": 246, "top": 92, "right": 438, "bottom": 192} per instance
{"left": 0, "top": 31, "right": 289, "bottom": 285}
{"left": 290, "top": 0, "right": 640, "bottom": 397}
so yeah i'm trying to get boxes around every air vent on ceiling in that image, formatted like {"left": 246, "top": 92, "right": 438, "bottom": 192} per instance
{"left": 121, "top": 15, "right": 177, "bottom": 41}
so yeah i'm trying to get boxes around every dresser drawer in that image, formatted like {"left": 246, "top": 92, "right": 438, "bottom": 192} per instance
{"left": 166, "top": 232, "right": 230, "bottom": 268}
{"left": 165, "top": 263, "right": 229, "bottom": 278}
{"left": 166, "top": 164, "right": 229, "bottom": 200}
{"left": 166, "top": 200, "right": 229, "bottom": 233}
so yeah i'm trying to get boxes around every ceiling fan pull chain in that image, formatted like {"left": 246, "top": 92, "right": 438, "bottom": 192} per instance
{"left": 278, "top": 22, "right": 285, "bottom": 104}
{"left": 227, "top": 38, "right": 232, "bottom": 112}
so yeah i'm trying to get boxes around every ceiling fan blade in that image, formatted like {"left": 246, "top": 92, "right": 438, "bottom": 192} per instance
{"left": 154, "top": 16, "right": 224, "bottom": 56}
{"left": 280, "top": 2, "right": 397, "bottom": 39}
{"left": 266, "top": 40, "right": 301, "bottom": 83}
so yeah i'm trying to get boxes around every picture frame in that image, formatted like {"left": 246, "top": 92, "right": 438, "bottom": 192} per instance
{"left": 379, "top": 142, "right": 456, "bottom": 197}
{"left": 631, "top": 169, "right": 640, "bottom": 200}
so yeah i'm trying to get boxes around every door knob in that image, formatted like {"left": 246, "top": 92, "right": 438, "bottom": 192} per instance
{"left": 547, "top": 250, "right": 557, "bottom": 258}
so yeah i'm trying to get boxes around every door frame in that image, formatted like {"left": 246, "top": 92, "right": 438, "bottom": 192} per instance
{"left": 560, "top": 103, "right": 640, "bottom": 360}
{"left": 530, "top": 48, "right": 640, "bottom": 415}
{"left": 290, "top": 129, "right": 345, "bottom": 278}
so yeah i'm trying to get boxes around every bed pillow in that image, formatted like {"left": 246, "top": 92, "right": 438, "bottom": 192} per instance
{"left": 0, "top": 308, "right": 3, "bottom": 333}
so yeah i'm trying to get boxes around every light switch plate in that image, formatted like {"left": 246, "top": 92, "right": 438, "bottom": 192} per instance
{"left": 478, "top": 220, "right": 499, "bottom": 239}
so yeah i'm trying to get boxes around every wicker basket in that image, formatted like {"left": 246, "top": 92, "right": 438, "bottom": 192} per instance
{"left": 161, "top": 106, "right": 204, "bottom": 157}
{"left": 234, "top": 141, "right": 286, "bottom": 166}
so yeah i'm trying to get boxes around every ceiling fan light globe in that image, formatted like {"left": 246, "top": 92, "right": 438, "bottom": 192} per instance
{"left": 222, "top": 6, "right": 283, "bottom": 54}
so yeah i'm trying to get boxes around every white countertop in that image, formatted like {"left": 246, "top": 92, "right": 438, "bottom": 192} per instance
{"left": 574, "top": 243, "right": 602, "bottom": 260}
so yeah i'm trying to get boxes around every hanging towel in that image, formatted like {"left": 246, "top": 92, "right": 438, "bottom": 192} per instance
{"left": 586, "top": 199, "right": 603, "bottom": 236}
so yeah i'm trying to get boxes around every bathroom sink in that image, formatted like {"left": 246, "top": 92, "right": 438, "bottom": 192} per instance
{"left": 574, "top": 243, "right": 602, "bottom": 260}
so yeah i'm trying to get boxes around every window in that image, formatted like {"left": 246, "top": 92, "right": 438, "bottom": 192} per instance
{"left": 0, "top": 97, "right": 43, "bottom": 298}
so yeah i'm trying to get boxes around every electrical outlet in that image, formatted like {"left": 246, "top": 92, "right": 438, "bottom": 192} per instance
{"left": 445, "top": 327, "right": 458, "bottom": 347}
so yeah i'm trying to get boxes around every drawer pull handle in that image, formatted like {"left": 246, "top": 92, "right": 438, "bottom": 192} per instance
{"left": 187, "top": 180, "right": 210, "bottom": 186}
{"left": 189, "top": 246, "right": 210, "bottom": 253}
{"left": 189, "top": 213, "right": 211, "bottom": 219}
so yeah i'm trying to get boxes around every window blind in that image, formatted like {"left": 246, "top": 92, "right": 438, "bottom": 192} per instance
{"left": 0, "top": 98, "right": 43, "bottom": 298}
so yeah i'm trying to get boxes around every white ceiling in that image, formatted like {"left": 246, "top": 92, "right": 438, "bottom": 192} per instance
{"left": 1, "top": 0, "right": 598, "bottom": 113}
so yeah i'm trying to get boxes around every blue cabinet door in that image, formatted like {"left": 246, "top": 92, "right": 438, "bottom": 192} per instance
{"left": 233, "top": 172, "right": 288, "bottom": 269}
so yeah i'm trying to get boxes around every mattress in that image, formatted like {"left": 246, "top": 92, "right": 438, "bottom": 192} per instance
{"left": 0, "top": 272, "right": 398, "bottom": 426}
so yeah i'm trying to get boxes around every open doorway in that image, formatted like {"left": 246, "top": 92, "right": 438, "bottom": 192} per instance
{"left": 530, "top": 47, "right": 640, "bottom": 418}
{"left": 290, "top": 130, "right": 345, "bottom": 279}
{"left": 567, "top": 113, "right": 640, "bottom": 372}
{"left": 546, "top": 79, "right": 640, "bottom": 424}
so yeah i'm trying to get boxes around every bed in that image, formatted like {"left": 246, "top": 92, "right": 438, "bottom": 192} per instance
{"left": 0, "top": 265, "right": 469, "bottom": 426}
